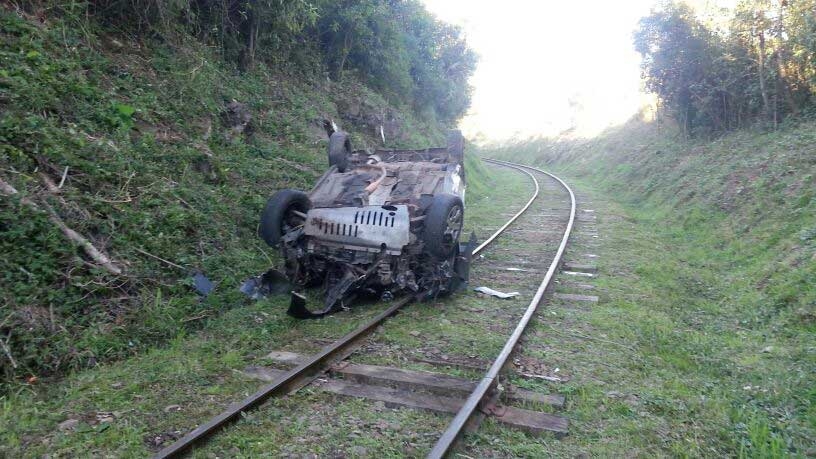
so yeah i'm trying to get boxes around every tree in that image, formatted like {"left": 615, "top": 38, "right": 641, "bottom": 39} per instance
{"left": 80, "top": 0, "right": 477, "bottom": 123}
{"left": 315, "top": 0, "right": 476, "bottom": 124}
{"left": 634, "top": 3, "right": 718, "bottom": 136}
{"left": 393, "top": 1, "right": 476, "bottom": 123}
{"left": 632, "top": 0, "right": 816, "bottom": 136}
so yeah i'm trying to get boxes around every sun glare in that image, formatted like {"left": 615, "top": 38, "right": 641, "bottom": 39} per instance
{"left": 421, "top": 0, "right": 735, "bottom": 142}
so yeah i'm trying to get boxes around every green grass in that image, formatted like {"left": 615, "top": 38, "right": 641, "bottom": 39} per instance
{"left": 0, "top": 152, "right": 528, "bottom": 457}
{"left": 3, "top": 5, "right": 814, "bottom": 457}
{"left": 0, "top": 9, "right": 444, "bottom": 384}
{"left": 476, "top": 118, "right": 816, "bottom": 456}
{"left": 4, "top": 131, "right": 811, "bottom": 456}
{"left": 457, "top": 185, "right": 810, "bottom": 457}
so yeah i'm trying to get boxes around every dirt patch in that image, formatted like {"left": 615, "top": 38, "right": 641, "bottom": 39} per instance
{"left": 719, "top": 163, "right": 767, "bottom": 211}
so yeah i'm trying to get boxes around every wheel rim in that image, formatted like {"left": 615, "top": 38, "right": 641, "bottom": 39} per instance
{"left": 282, "top": 206, "right": 306, "bottom": 233}
{"left": 443, "top": 205, "right": 463, "bottom": 249}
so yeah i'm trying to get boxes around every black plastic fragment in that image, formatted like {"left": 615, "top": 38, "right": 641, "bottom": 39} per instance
{"left": 452, "top": 231, "right": 477, "bottom": 291}
{"left": 239, "top": 269, "right": 291, "bottom": 299}
{"left": 287, "top": 292, "right": 319, "bottom": 319}
{"left": 192, "top": 272, "right": 214, "bottom": 296}
{"left": 286, "top": 291, "right": 346, "bottom": 319}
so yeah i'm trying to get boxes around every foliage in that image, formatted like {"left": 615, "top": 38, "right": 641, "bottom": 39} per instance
{"left": 27, "top": 0, "right": 476, "bottom": 125}
{"left": 634, "top": 3, "right": 714, "bottom": 135}
{"left": 483, "top": 117, "right": 815, "bottom": 456}
{"left": 0, "top": 8, "right": 446, "bottom": 384}
{"left": 395, "top": 0, "right": 476, "bottom": 123}
{"left": 81, "top": 0, "right": 319, "bottom": 68}
{"left": 634, "top": 0, "right": 816, "bottom": 136}
{"left": 317, "top": 0, "right": 412, "bottom": 99}
{"left": 316, "top": 0, "right": 477, "bottom": 124}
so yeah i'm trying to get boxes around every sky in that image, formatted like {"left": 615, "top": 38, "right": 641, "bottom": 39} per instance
{"left": 420, "top": 0, "right": 733, "bottom": 142}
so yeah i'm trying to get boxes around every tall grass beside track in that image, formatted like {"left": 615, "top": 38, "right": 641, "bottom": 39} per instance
{"left": 0, "top": 147, "right": 507, "bottom": 458}
{"left": 485, "top": 119, "right": 816, "bottom": 456}
{"left": 0, "top": 9, "right": 445, "bottom": 385}
{"left": 0, "top": 9, "right": 502, "bottom": 456}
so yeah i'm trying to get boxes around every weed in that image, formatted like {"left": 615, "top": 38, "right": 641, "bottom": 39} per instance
{"left": 480, "top": 118, "right": 815, "bottom": 455}
{"left": 0, "top": 9, "right": 446, "bottom": 384}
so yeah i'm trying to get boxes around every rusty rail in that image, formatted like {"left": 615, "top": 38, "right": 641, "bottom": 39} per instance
{"left": 154, "top": 294, "right": 417, "bottom": 458}
{"left": 472, "top": 162, "right": 539, "bottom": 255}
{"left": 153, "top": 160, "right": 540, "bottom": 458}
{"left": 427, "top": 158, "right": 576, "bottom": 459}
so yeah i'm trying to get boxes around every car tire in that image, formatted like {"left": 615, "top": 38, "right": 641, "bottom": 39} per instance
{"left": 259, "top": 189, "right": 311, "bottom": 247}
{"left": 423, "top": 193, "right": 464, "bottom": 258}
{"left": 328, "top": 131, "right": 351, "bottom": 172}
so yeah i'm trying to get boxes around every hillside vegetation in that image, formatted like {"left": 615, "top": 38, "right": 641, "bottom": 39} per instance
{"left": 486, "top": 118, "right": 815, "bottom": 455}
{"left": 634, "top": 0, "right": 816, "bottom": 137}
{"left": 477, "top": 1, "right": 816, "bottom": 452}
{"left": 0, "top": 2, "right": 474, "bottom": 385}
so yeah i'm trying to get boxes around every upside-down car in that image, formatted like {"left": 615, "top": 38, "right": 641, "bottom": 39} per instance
{"left": 258, "top": 128, "right": 472, "bottom": 318}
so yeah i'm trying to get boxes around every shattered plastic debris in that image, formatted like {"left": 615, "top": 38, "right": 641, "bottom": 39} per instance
{"left": 563, "top": 270, "right": 595, "bottom": 277}
{"left": 474, "top": 286, "right": 520, "bottom": 299}
{"left": 502, "top": 267, "right": 537, "bottom": 272}
{"left": 239, "top": 269, "right": 291, "bottom": 299}
{"left": 192, "top": 272, "right": 214, "bottom": 296}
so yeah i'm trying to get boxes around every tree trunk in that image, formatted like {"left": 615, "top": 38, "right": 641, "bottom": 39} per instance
{"left": 239, "top": 1, "right": 257, "bottom": 71}
{"left": 757, "top": 30, "right": 771, "bottom": 123}
{"left": 335, "top": 32, "right": 352, "bottom": 80}
{"left": 775, "top": 3, "right": 799, "bottom": 118}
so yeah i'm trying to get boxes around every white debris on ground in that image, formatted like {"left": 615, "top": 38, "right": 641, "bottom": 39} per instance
{"left": 474, "top": 286, "right": 520, "bottom": 299}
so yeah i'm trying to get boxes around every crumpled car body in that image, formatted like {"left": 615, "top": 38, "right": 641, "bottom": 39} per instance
{"left": 259, "top": 129, "right": 472, "bottom": 318}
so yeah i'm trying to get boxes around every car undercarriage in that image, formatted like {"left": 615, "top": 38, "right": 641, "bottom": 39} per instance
{"left": 257, "top": 128, "right": 472, "bottom": 318}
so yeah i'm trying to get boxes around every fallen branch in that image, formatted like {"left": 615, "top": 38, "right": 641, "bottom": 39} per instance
{"left": 520, "top": 372, "right": 564, "bottom": 383}
{"left": 39, "top": 172, "right": 61, "bottom": 193}
{"left": 1, "top": 332, "right": 18, "bottom": 369}
{"left": 182, "top": 312, "right": 210, "bottom": 323}
{"left": 0, "top": 177, "right": 122, "bottom": 275}
{"left": 41, "top": 200, "right": 122, "bottom": 275}
{"left": 58, "top": 166, "right": 69, "bottom": 188}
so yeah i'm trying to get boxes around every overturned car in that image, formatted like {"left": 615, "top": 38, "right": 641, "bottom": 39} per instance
{"left": 258, "top": 129, "right": 472, "bottom": 318}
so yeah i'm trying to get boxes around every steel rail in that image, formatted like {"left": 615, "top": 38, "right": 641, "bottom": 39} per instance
{"left": 154, "top": 294, "right": 416, "bottom": 458}
{"left": 427, "top": 159, "right": 576, "bottom": 459}
{"left": 472, "top": 163, "right": 539, "bottom": 255}
{"left": 153, "top": 160, "right": 540, "bottom": 458}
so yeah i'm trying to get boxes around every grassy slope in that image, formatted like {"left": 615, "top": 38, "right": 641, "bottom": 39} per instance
{"left": 0, "top": 9, "right": 512, "bottom": 457}
{"left": 488, "top": 119, "right": 815, "bottom": 455}
{"left": 0, "top": 9, "right": 444, "bottom": 383}
{"left": 0, "top": 148, "right": 508, "bottom": 457}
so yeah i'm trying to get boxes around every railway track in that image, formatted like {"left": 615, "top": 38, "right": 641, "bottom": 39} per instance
{"left": 154, "top": 159, "right": 574, "bottom": 458}
{"left": 428, "top": 159, "right": 576, "bottom": 458}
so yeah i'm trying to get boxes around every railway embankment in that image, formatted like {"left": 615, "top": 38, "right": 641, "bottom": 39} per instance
{"left": 487, "top": 119, "right": 815, "bottom": 456}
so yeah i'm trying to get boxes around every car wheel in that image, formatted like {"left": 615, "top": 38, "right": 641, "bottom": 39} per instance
{"left": 328, "top": 131, "right": 351, "bottom": 172}
{"left": 259, "top": 189, "right": 311, "bottom": 246}
{"left": 424, "top": 193, "right": 464, "bottom": 258}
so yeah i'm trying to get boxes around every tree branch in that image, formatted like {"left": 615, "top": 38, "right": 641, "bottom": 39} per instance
{"left": 0, "top": 176, "right": 123, "bottom": 275}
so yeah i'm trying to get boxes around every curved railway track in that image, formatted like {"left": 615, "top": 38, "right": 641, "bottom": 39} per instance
{"left": 155, "top": 159, "right": 573, "bottom": 458}
{"left": 428, "top": 158, "right": 576, "bottom": 458}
